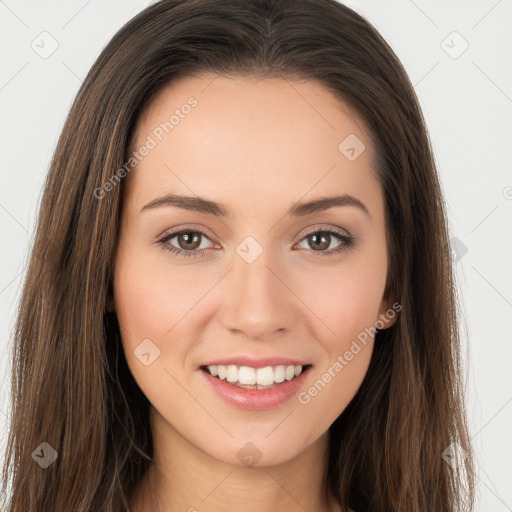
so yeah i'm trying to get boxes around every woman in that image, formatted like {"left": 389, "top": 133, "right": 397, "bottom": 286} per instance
{"left": 1, "top": 0, "right": 475, "bottom": 510}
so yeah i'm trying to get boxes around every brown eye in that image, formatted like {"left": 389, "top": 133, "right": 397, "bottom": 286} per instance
{"left": 305, "top": 232, "right": 336, "bottom": 251}
{"left": 175, "top": 231, "right": 202, "bottom": 250}
{"left": 157, "top": 227, "right": 355, "bottom": 259}
{"left": 295, "top": 228, "right": 354, "bottom": 256}
{"left": 158, "top": 229, "right": 214, "bottom": 258}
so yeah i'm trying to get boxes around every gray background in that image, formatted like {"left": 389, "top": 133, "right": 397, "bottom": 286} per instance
{"left": 1, "top": 0, "right": 511, "bottom": 509}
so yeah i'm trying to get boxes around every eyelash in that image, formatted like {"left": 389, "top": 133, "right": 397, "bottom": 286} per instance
{"left": 156, "top": 226, "right": 355, "bottom": 259}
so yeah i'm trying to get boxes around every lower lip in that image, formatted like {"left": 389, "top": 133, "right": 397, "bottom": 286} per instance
{"left": 199, "top": 366, "right": 312, "bottom": 410}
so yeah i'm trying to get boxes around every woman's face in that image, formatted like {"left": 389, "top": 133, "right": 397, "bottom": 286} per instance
{"left": 113, "top": 74, "right": 395, "bottom": 467}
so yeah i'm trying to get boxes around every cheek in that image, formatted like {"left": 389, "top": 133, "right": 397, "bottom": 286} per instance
{"left": 113, "top": 250, "right": 215, "bottom": 384}
{"left": 114, "top": 261, "right": 165, "bottom": 339}
{"left": 114, "top": 235, "right": 203, "bottom": 332}
{"left": 112, "top": 250, "right": 179, "bottom": 373}
{"left": 113, "top": 256, "right": 198, "bottom": 412}
{"left": 115, "top": 239, "right": 387, "bottom": 354}
{"left": 293, "top": 265, "right": 383, "bottom": 430}
{"left": 294, "top": 254, "right": 387, "bottom": 346}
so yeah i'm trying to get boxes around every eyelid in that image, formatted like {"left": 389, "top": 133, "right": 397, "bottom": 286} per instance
{"left": 157, "top": 227, "right": 357, "bottom": 258}
{"left": 157, "top": 223, "right": 352, "bottom": 245}
{"left": 297, "top": 224, "right": 351, "bottom": 240}
{"left": 157, "top": 224, "right": 218, "bottom": 243}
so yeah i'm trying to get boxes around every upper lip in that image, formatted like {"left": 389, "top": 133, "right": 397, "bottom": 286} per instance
{"left": 199, "top": 356, "right": 312, "bottom": 369}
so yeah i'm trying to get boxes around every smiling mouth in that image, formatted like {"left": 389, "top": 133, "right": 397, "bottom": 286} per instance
{"left": 200, "top": 364, "right": 313, "bottom": 389}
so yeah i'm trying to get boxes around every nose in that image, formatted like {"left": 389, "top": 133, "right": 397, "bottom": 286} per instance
{"left": 218, "top": 246, "right": 295, "bottom": 340}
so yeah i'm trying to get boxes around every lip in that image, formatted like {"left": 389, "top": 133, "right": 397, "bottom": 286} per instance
{"left": 199, "top": 356, "right": 311, "bottom": 369}
{"left": 199, "top": 364, "right": 313, "bottom": 410}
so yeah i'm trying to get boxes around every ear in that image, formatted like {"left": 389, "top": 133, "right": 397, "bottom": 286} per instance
{"left": 375, "top": 297, "right": 400, "bottom": 330}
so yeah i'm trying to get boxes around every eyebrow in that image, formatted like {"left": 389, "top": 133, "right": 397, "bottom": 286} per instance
{"left": 140, "top": 193, "right": 371, "bottom": 219}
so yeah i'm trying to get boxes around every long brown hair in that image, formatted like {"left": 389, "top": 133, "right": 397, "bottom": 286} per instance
{"left": 1, "top": 0, "right": 476, "bottom": 510}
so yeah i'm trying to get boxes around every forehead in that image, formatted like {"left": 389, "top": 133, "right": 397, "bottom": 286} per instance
{"left": 125, "top": 73, "right": 381, "bottom": 218}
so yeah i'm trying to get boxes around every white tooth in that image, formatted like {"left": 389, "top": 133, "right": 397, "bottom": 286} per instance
{"left": 217, "top": 365, "right": 227, "bottom": 380}
{"left": 226, "top": 365, "right": 238, "bottom": 383}
{"left": 285, "top": 365, "right": 295, "bottom": 381}
{"left": 256, "top": 366, "right": 275, "bottom": 386}
{"left": 238, "top": 366, "right": 256, "bottom": 385}
{"left": 211, "top": 364, "right": 305, "bottom": 385}
{"left": 237, "top": 383, "right": 274, "bottom": 390}
{"left": 274, "top": 365, "right": 285, "bottom": 383}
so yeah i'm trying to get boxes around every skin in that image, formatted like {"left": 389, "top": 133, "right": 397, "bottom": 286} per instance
{"left": 111, "top": 73, "right": 397, "bottom": 512}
